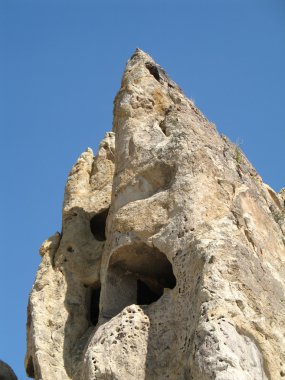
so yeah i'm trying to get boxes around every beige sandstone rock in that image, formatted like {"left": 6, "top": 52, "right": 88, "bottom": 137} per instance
{"left": 26, "top": 49, "right": 285, "bottom": 379}
{"left": 0, "top": 360, "right": 17, "bottom": 380}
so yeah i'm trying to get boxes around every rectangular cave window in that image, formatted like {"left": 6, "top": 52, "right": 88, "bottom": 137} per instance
{"left": 90, "top": 208, "right": 109, "bottom": 241}
{"left": 90, "top": 287, "right": 101, "bottom": 326}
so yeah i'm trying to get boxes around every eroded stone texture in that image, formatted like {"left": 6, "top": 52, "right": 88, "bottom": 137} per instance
{"left": 0, "top": 360, "right": 17, "bottom": 380}
{"left": 26, "top": 134, "right": 115, "bottom": 379}
{"left": 26, "top": 50, "right": 285, "bottom": 379}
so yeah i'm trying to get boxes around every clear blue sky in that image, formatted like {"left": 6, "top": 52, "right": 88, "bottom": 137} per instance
{"left": 1, "top": 1, "right": 284, "bottom": 378}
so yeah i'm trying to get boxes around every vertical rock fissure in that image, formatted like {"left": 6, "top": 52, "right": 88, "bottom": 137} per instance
{"left": 90, "top": 287, "right": 101, "bottom": 326}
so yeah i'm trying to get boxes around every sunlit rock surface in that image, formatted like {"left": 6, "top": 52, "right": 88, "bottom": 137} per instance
{"left": 26, "top": 49, "right": 285, "bottom": 380}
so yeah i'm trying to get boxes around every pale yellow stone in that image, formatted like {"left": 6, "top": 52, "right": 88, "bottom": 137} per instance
{"left": 26, "top": 49, "right": 285, "bottom": 380}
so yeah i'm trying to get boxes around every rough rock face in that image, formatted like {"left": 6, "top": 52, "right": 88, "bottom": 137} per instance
{"left": 0, "top": 360, "right": 17, "bottom": 380}
{"left": 26, "top": 49, "right": 285, "bottom": 379}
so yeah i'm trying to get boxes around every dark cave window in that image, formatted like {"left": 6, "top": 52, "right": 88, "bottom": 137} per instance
{"left": 145, "top": 62, "right": 160, "bottom": 82}
{"left": 137, "top": 279, "right": 162, "bottom": 305}
{"left": 90, "top": 287, "right": 101, "bottom": 325}
{"left": 90, "top": 208, "right": 109, "bottom": 241}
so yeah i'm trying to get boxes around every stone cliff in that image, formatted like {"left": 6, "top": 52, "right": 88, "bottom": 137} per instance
{"left": 26, "top": 49, "right": 285, "bottom": 379}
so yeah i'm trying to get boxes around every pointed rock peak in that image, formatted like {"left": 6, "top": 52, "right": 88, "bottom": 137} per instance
{"left": 122, "top": 48, "right": 181, "bottom": 91}
{"left": 129, "top": 48, "right": 155, "bottom": 64}
{"left": 113, "top": 49, "right": 185, "bottom": 132}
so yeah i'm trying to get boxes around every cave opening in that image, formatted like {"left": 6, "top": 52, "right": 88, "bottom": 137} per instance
{"left": 90, "top": 208, "right": 109, "bottom": 241}
{"left": 90, "top": 287, "right": 101, "bottom": 326}
{"left": 103, "top": 244, "right": 176, "bottom": 316}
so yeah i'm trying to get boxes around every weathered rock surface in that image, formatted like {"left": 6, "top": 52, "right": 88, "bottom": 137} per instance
{"left": 0, "top": 360, "right": 17, "bottom": 380}
{"left": 26, "top": 49, "right": 285, "bottom": 379}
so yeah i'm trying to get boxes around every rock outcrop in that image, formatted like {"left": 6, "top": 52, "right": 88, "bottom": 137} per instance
{"left": 26, "top": 49, "right": 285, "bottom": 379}
{"left": 0, "top": 360, "right": 17, "bottom": 380}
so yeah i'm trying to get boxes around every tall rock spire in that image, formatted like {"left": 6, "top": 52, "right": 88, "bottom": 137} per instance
{"left": 26, "top": 50, "right": 285, "bottom": 379}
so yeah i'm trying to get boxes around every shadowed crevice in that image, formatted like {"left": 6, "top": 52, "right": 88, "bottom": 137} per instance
{"left": 25, "top": 356, "right": 35, "bottom": 378}
{"left": 145, "top": 62, "right": 160, "bottom": 82}
{"left": 90, "top": 287, "right": 101, "bottom": 326}
{"left": 137, "top": 279, "right": 162, "bottom": 305}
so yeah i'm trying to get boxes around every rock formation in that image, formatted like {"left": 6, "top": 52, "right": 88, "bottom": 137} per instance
{"left": 0, "top": 360, "right": 17, "bottom": 380}
{"left": 26, "top": 49, "right": 285, "bottom": 379}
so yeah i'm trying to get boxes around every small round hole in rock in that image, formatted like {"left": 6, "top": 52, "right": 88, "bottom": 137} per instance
{"left": 90, "top": 208, "right": 109, "bottom": 241}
